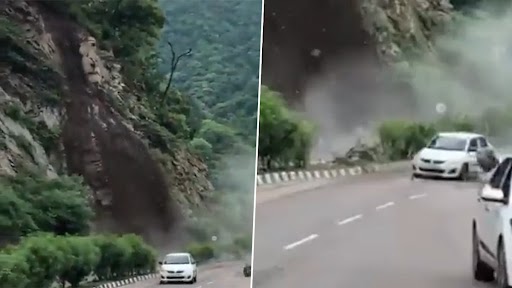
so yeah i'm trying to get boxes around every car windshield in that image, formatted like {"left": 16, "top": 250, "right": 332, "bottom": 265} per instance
{"left": 427, "top": 135, "right": 467, "bottom": 151}
{"left": 163, "top": 255, "right": 190, "bottom": 265}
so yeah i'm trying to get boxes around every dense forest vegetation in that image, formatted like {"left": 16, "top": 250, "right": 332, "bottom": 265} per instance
{"left": 158, "top": 0, "right": 261, "bottom": 149}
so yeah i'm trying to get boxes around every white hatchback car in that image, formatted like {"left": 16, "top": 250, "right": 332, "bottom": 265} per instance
{"left": 472, "top": 156, "right": 512, "bottom": 287}
{"left": 158, "top": 252, "right": 197, "bottom": 284}
{"left": 411, "top": 132, "right": 493, "bottom": 180}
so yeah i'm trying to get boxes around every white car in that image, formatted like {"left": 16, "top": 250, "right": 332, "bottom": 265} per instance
{"left": 158, "top": 252, "right": 198, "bottom": 284}
{"left": 411, "top": 132, "right": 493, "bottom": 180}
{"left": 472, "top": 155, "right": 512, "bottom": 287}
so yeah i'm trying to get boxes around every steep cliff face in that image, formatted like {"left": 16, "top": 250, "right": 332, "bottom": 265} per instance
{"left": 262, "top": 0, "right": 453, "bottom": 101}
{"left": 0, "top": 0, "right": 212, "bottom": 241}
{"left": 262, "top": 0, "right": 454, "bottom": 156}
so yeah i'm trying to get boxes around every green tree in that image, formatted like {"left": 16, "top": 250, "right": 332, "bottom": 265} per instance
{"left": 258, "top": 86, "right": 314, "bottom": 170}
{"left": 158, "top": 0, "right": 261, "bottom": 143}
{"left": 57, "top": 236, "right": 101, "bottom": 288}
{"left": 0, "top": 184, "right": 37, "bottom": 240}
{"left": 16, "top": 234, "right": 66, "bottom": 288}
{"left": 189, "top": 137, "right": 213, "bottom": 162}
{"left": 2, "top": 174, "right": 94, "bottom": 236}
{"left": 92, "top": 235, "right": 132, "bottom": 280}
{"left": 196, "top": 119, "right": 239, "bottom": 156}
{"left": 0, "top": 252, "right": 29, "bottom": 288}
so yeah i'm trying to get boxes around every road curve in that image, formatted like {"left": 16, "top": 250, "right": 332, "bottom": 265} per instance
{"left": 253, "top": 172, "right": 494, "bottom": 288}
{"left": 122, "top": 261, "right": 250, "bottom": 288}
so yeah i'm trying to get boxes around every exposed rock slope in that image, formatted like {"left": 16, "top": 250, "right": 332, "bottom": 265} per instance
{"left": 262, "top": 0, "right": 453, "bottom": 104}
{"left": 0, "top": 0, "right": 213, "bottom": 240}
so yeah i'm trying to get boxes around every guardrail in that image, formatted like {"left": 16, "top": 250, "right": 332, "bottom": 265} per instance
{"left": 256, "top": 161, "right": 411, "bottom": 186}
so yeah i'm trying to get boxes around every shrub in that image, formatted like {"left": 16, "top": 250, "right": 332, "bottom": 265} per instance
{"left": 92, "top": 235, "right": 132, "bottom": 280}
{"left": 16, "top": 234, "right": 67, "bottom": 288}
{"left": 377, "top": 116, "right": 480, "bottom": 161}
{"left": 0, "top": 234, "right": 157, "bottom": 287}
{"left": 117, "top": 234, "right": 157, "bottom": 275}
{"left": 185, "top": 243, "right": 215, "bottom": 263}
{"left": 378, "top": 120, "right": 437, "bottom": 161}
{"left": 0, "top": 251, "right": 29, "bottom": 288}
{"left": 0, "top": 174, "right": 94, "bottom": 238}
{"left": 56, "top": 236, "right": 100, "bottom": 288}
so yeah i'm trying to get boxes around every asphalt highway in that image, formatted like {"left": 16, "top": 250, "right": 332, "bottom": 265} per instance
{"left": 253, "top": 172, "right": 494, "bottom": 288}
{"left": 122, "top": 261, "right": 250, "bottom": 288}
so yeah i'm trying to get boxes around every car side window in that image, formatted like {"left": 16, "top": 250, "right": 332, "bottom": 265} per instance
{"left": 501, "top": 164, "right": 512, "bottom": 200}
{"left": 478, "top": 137, "right": 488, "bottom": 148}
{"left": 490, "top": 158, "right": 512, "bottom": 188}
{"left": 468, "top": 138, "right": 478, "bottom": 151}
{"left": 190, "top": 255, "right": 195, "bottom": 264}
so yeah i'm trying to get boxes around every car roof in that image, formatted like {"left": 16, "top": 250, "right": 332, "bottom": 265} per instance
{"left": 437, "top": 131, "right": 483, "bottom": 139}
{"left": 165, "top": 252, "right": 191, "bottom": 257}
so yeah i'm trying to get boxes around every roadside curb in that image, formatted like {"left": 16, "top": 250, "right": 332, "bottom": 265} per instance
{"left": 256, "top": 161, "right": 410, "bottom": 186}
{"left": 93, "top": 274, "right": 158, "bottom": 288}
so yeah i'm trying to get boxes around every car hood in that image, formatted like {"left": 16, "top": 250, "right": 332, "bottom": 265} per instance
{"left": 161, "top": 264, "right": 193, "bottom": 272}
{"left": 417, "top": 148, "right": 467, "bottom": 162}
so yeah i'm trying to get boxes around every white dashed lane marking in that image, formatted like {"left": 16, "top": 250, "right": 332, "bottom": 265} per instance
{"left": 409, "top": 193, "right": 427, "bottom": 200}
{"left": 207, "top": 281, "right": 214, "bottom": 285}
{"left": 376, "top": 201, "right": 395, "bottom": 210}
{"left": 284, "top": 234, "right": 319, "bottom": 250}
{"left": 337, "top": 214, "right": 363, "bottom": 226}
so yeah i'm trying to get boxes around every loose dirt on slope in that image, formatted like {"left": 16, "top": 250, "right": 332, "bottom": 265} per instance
{"left": 31, "top": 1, "right": 180, "bottom": 245}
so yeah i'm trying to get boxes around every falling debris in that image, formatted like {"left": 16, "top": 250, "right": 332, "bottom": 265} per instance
{"left": 311, "top": 49, "right": 321, "bottom": 57}
{"left": 435, "top": 102, "right": 447, "bottom": 115}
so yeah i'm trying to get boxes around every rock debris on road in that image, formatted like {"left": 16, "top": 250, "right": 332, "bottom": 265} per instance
{"left": 253, "top": 173, "right": 494, "bottom": 288}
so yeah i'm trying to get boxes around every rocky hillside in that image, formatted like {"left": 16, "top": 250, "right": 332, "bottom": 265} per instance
{"left": 0, "top": 0, "right": 213, "bottom": 240}
{"left": 261, "top": 0, "right": 460, "bottom": 158}
{"left": 262, "top": 0, "right": 453, "bottom": 104}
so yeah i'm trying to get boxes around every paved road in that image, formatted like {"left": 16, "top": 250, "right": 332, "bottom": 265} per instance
{"left": 253, "top": 172, "right": 495, "bottom": 288}
{"left": 122, "top": 261, "right": 250, "bottom": 288}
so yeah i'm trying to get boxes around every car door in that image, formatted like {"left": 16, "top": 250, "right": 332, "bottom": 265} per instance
{"left": 479, "top": 136, "right": 494, "bottom": 151}
{"left": 190, "top": 256, "right": 197, "bottom": 275}
{"left": 487, "top": 158, "right": 512, "bottom": 260}
{"left": 478, "top": 158, "right": 512, "bottom": 261}
{"left": 468, "top": 138, "right": 480, "bottom": 173}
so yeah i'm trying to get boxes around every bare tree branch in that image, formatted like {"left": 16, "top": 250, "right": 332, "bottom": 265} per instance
{"left": 161, "top": 42, "right": 192, "bottom": 101}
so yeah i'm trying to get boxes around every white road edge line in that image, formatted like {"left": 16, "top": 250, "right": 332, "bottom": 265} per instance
{"left": 376, "top": 201, "right": 395, "bottom": 210}
{"left": 284, "top": 234, "right": 319, "bottom": 250}
{"left": 337, "top": 214, "right": 363, "bottom": 226}
{"left": 409, "top": 193, "right": 427, "bottom": 200}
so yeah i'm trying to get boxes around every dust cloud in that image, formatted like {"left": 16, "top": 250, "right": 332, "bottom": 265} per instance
{"left": 183, "top": 150, "right": 256, "bottom": 260}
{"left": 302, "top": 2, "right": 512, "bottom": 160}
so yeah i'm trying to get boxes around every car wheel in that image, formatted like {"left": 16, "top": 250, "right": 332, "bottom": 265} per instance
{"left": 472, "top": 226, "right": 494, "bottom": 282}
{"left": 459, "top": 164, "right": 469, "bottom": 181}
{"left": 193, "top": 275, "right": 197, "bottom": 283}
{"left": 497, "top": 240, "right": 511, "bottom": 288}
{"left": 159, "top": 280, "right": 165, "bottom": 285}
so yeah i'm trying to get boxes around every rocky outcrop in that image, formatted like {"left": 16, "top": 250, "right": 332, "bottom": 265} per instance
{"left": 262, "top": 0, "right": 454, "bottom": 102}
{"left": 261, "top": 0, "right": 455, "bottom": 159}
{"left": 0, "top": 0, "right": 213, "bottom": 240}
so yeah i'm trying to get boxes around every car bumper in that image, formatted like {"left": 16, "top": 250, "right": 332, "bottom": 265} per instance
{"left": 160, "top": 272, "right": 194, "bottom": 282}
{"left": 411, "top": 162, "right": 461, "bottom": 178}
